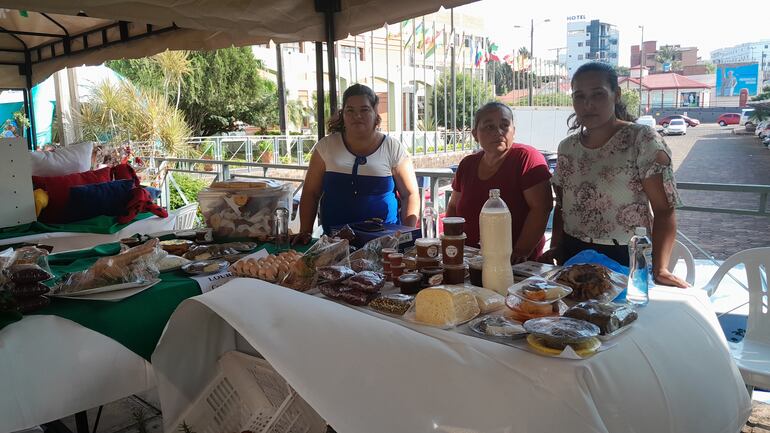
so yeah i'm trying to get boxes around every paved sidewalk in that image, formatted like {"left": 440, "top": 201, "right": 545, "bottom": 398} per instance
{"left": 665, "top": 125, "right": 770, "bottom": 260}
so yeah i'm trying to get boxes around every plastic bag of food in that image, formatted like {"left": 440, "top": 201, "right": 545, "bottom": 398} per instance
{"left": 230, "top": 250, "right": 303, "bottom": 283}
{"left": 347, "top": 234, "right": 400, "bottom": 273}
{"left": 548, "top": 264, "right": 627, "bottom": 303}
{"left": 281, "top": 236, "right": 350, "bottom": 291}
{"left": 404, "top": 285, "right": 481, "bottom": 329}
{"left": 467, "top": 286, "right": 506, "bottom": 313}
{"left": 54, "top": 238, "right": 164, "bottom": 294}
{"left": 319, "top": 283, "right": 375, "bottom": 306}
{"left": 4, "top": 246, "right": 53, "bottom": 284}
{"left": 368, "top": 293, "right": 414, "bottom": 316}
{"left": 316, "top": 265, "right": 356, "bottom": 283}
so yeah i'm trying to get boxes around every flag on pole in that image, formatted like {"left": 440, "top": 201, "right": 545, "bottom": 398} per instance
{"left": 426, "top": 28, "right": 439, "bottom": 58}
{"left": 403, "top": 19, "right": 415, "bottom": 47}
{"left": 415, "top": 22, "right": 426, "bottom": 49}
{"left": 487, "top": 40, "right": 500, "bottom": 63}
{"left": 503, "top": 54, "right": 513, "bottom": 65}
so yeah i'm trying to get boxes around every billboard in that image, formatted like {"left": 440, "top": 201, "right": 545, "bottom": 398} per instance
{"left": 716, "top": 63, "right": 760, "bottom": 97}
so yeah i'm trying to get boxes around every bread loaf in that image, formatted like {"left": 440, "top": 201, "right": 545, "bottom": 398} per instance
{"left": 415, "top": 285, "right": 480, "bottom": 327}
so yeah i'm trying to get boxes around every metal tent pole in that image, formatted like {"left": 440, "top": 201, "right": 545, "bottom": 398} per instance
{"left": 276, "top": 44, "right": 287, "bottom": 134}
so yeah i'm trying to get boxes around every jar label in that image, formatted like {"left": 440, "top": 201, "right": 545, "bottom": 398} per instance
{"left": 428, "top": 274, "right": 444, "bottom": 285}
{"left": 445, "top": 245, "right": 458, "bottom": 258}
{"left": 427, "top": 245, "right": 439, "bottom": 258}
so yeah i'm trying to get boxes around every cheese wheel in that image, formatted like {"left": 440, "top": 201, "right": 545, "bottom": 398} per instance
{"left": 414, "top": 285, "right": 480, "bottom": 327}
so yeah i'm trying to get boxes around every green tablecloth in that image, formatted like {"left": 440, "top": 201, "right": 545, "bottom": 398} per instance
{"left": 24, "top": 241, "right": 305, "bottom": 360}
{"left": 0, "top": 212, "right": 155, "bottom": 241}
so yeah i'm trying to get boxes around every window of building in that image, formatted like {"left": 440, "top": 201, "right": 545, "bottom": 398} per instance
{"left": 578, "top": 54, "right": 583, "bottom": 60}
{"left": 340, "top": 44, "right": 364, "bottom": 62}
{"left": 578, "top": 42, "right": 583, "bottom": 47}
{"left": 568, "top": 30, "right": 583, "bottom": 36}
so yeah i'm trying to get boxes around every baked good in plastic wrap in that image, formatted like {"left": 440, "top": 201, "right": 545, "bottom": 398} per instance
{"left": 54, "top": 238, "right": 163, "bottom": 294}
{"left": 281, "top": 236, "right": 350, "bottom": 292}
{"left": 550, "top": 264, "right": 627, "bottom": 302}
{"left": 406, "top": 285, "right": 481, "bottom": 328}
{"left": 8, "top": 282, "right": 50, "bottom": 298}
{"left": 369, "top": 294, "right": 414, "bottom": 316}
{"left": 2, "top": 246, "right": 53, "bottom": 285}
{"left": 469, "top": 315, "right": 526, "bottom": 338}
{"left": 504, "top": 294, "right": 566, "bottom": 323}
{"left": 16, "top": 295, "right": 50, "bottom": 313}
{"left": 564, "top": 300, "right": 638, "bottom": 336}
{"left": 198, "top": 179, "right": 292, "bottom": 240}
{"left": 319, "top": 283, "right": 375, "bottom": 306}
{"left": 524, "top": 316, "right": 600, "bottom": 346}
{"left": 508, "top": 277, "right": 572, "bottom": 304}
{"left": 347, "top": 234, "right": 400, "bottom": 273}
{"left": 468, "top": 286, "right": 506, "bottom": 313}
{"left": 230, "top": 251, "right": 303, "bottom": 283}
{"left": 183, "top": 243, "right": 251, "bottom": 261}
{"left": 316, "top": 265, "right": 356, "bottom": 283}
{"left": 345, "top": 271, "right": 385, "bottom": 293}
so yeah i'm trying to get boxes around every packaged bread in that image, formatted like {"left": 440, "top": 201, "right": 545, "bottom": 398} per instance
{"left": 411, "top": 285, "right": 480, "bottom": 327}
{"left": 281, "top": 236, "right": 350, "bottom": 291}
{"left": 564, "top": 300, "right": 638, "bottom": 335}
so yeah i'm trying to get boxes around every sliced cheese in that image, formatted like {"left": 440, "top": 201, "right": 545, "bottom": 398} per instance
{"left": 469, "top": 286, "right": 505, "bottom": 313}
{"left": 415, "top": 285, "right": 480, "bottom": 327}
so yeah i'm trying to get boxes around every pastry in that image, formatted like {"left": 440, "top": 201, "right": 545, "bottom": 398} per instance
{"left": 564, "top": 300, "right": 638, "bottom": 335}
{"left": 554, "top": 264, "right": 614, "bottom": 301}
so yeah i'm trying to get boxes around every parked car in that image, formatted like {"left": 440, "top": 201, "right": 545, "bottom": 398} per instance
{"left": 717, "top": 113, "right": 740, "bottom": 127}
{"left": 636, "top": 115, "right": 656, "bottom": 129}
{"left": 740, "top": 108, "right": 755, "bottom": 127}
{"left": 664, "top": 118, "right": 687, "bottom": 135}
{"left": 658, "top": 115, "right": 700, "bottom": 128}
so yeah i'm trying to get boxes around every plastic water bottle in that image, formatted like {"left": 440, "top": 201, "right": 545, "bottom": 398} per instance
{"left": 627, "top": 227, "right": 652, "bottom": 306}
{"left": 422, "top": 201, "right": 436, "bottom": 239}
{"left": 273, "top": 204, "right": 290, "bottom": 252}
{"left": 480, "top": 189, "right": 514, "bottom": 295}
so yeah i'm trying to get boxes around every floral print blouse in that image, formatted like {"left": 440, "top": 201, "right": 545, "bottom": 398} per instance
{"left": 551, "top": 123, "right": 682, "bottom": 245}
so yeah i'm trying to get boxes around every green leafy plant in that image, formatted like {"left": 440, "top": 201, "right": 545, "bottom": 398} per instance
{"left": 12, "top": 111, "right": 30, "bottom": 129}
{"left": 168, "top": 173, "right": 209, "bottom": 211}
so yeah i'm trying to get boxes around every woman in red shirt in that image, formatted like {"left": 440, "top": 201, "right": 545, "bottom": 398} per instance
{"left": 446, "top": 102, "right": 553, "bottom": 263}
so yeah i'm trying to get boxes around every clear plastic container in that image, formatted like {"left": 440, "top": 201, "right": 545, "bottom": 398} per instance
{"left": 508, "top": 277, "right": 573, "bottom": 305}
{"left": 198, "top": 179, "right": 293, "bottom": 240}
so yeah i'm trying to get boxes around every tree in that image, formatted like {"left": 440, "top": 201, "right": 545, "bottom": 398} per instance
{"left": 655, "top": 46, "right": 682, "bottom": 72}
{"left": 703, "top": 61, "right": 716, "bottom": 74}
{"left": 620, "top": 89, "right": 641, "bottom": 118}
{"left": 532, "top": 92, "right": 572, "bottom": 106}
{"left": 108, "top": 47, "right": 278, "bottom": 136}
{"left": 486, "top": 60, "right": 513, "bottom": 95}
{"left": 518, "top": 46, "right": 530, "bottom": 58}
{"left": 153, "top": 50, "right": 192, "bottom": 108}
{"left": 432, "top": 71, "right": 494, "bottom": 129}
{"left": 614, "top": 66, "right": 630, "bottom": 77}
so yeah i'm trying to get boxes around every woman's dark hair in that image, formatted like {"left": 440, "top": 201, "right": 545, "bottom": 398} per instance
{"left": 567, "top": 62, "right": 636, "bottom": 132}
{"left": 472, "top": 101, "right": 515, "bottom": 130}
{"left": 327, "top": 83, "right": 380, "bottom": 134}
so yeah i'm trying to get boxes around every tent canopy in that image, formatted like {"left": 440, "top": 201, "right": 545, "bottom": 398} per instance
{"left": 0, "top": 0, "right": 476, "bottom": 88}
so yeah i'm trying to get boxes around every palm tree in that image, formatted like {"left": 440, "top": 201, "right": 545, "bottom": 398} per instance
{"left": 153, "top": 50, "right": 192, "bottom": 108}
{"left": 655, "top": 46, "right": 682, "bottom": 72}
{"left": 518, "top": 46, "right": 530, "bottom": 59}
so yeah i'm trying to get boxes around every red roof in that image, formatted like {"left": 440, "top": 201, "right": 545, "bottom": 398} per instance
{"left": 499, "top": 89, "right": 529, "bottom": 104}
{"left": 619, "top": 73, "right": 710, "bottom": 90}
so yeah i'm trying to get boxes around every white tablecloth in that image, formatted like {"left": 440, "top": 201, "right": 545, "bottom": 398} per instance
{"left": 153, "top": 279, "right": 751, "bottom": 433}
{"left": 0, "top": 215, "right": 175, "bottom": 253}
{"left": 0, "top": 315, "right": 156, "bottom": 432}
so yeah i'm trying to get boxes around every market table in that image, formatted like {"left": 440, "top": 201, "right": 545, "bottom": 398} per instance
{"left": 0, "top": 212, "right": 176, "bottom": 253}
{"left": 153, "top": 278, "right": 752, "bottom": 433}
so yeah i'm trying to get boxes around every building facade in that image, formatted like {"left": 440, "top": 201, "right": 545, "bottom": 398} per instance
{"left": 566, "top": 18, "right": 619, "bottom": 78}
{"left": 631, "top": 41, "right": 701, "bottom": 75}
{"left": 711, "top": 40, "right": 770, "bottom": 65}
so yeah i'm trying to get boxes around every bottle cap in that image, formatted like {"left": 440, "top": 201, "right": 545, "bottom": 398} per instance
{"left": 489, "top": 189, "right": 500, "bottom": 198}
{"left": 634, "top": 227, "right": 647, "bottom": 236}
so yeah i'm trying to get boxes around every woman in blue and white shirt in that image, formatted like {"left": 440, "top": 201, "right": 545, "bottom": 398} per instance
{"left": 296, "top": 84, "right": 419, "bottom": 240}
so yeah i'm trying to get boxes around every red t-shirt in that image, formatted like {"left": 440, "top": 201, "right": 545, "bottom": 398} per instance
{"left": 451, "top": 144, "right": 551, "bottom": 258}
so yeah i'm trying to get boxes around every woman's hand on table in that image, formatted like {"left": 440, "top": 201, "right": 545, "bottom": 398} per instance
{"left": 537, "top": 247, "right": 558, "bottom": 265}
{"left": 653, "top": 268, "right": 690, "bottom": 288}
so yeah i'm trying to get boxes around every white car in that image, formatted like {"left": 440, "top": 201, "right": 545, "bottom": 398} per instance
{"left": 636, "top": 115, "right": 656, "bottom": 129}
{"left": 664, "top": 118, "right": 687, "bottom": 135}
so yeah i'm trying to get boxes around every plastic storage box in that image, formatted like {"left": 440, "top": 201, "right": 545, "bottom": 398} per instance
{"left": 173, "top": 351, "right": 326, "bottom": 433}
{"left": 198, "top": 179, "right": 293, "bottom": 240}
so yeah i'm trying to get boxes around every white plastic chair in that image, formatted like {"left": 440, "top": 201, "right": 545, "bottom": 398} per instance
{"left": 701, "top": 247, "right": 770, "bottom": 394}
{"left": 172, "top": 202, "right": 199, "bottom": 230}
{"left": 667, "top": 239, "right": 696, "bottom": 286}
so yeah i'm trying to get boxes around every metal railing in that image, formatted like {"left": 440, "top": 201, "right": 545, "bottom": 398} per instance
{"left": 178, "top": 132, "right": 478, "bottom": 165}
{"left": 156, "top": 156, "right": 770, "bottom": 220}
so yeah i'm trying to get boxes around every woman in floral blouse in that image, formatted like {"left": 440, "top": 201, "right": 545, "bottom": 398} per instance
{"left": 546, "top": 62, "right": 688, "bottom": 288}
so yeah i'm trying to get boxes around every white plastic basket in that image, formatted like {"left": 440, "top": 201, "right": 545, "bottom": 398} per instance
{"left": 173, "top": 351, "right": 326, "bottom": 433}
